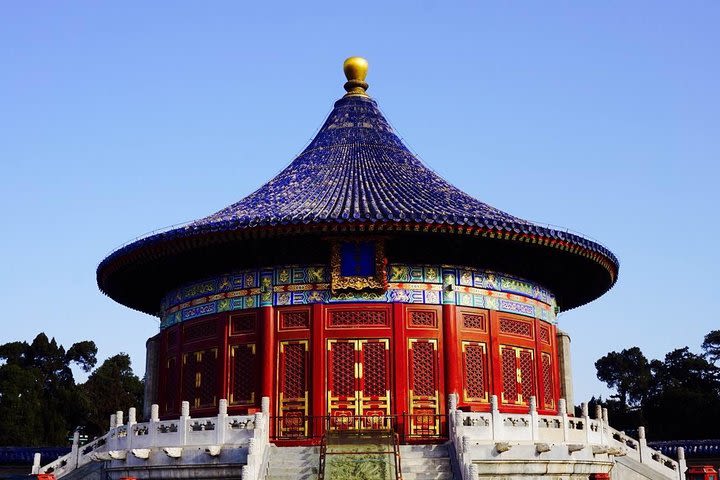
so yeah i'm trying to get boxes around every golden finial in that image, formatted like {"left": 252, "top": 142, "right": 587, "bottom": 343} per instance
{"left": 343, "top": 56, "right": 369, "bottom": 96}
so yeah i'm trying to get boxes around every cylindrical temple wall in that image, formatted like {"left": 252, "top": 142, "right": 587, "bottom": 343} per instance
{"left": 143, "top": 334, "right": 160, "bottom": 420}
{"left": 556, "top": 329, "right": 574, "bottom": 414}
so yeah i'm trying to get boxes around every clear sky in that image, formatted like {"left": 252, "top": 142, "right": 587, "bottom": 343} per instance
{"left": 1, "top": 2, "right": 718, "bottom": 407}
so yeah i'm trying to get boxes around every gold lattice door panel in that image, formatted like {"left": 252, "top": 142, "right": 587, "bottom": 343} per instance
{"left": 462, "top": 341, "right": 489, "bottom": 403}
{"left": 327, "top": 339, "right": 391, "bottom": 430}
{"left": 229, "top": 343, "right": 256, "bottom": 405}
{"left": 408, "top": 338, "right": 440, "bottom": 436}
{"left": 182, "top": 349, "right": 218, "bottom": 409}
{"left": 500, "top": 345, "right": 535, "bottom": 405}
{"left": 278, "top": 340, "right": 309, "bottom": 437}
{"left": 541, "top": 352, "right": 555, "bottom": 410}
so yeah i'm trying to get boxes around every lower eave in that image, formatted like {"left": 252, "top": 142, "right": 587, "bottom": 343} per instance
{"left": 97, "top": 221, "right": 619, "bottom": 316}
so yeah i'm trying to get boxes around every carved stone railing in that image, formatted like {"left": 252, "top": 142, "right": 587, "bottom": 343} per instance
{"left": 448, "top": 394, "right": 685, "bottom": 480}
{"left": 34, "top": 397, "right": 271, "bottom": 480}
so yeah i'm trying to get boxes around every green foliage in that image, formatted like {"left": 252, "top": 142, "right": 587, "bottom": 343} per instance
{"left": 702, "top": 330, "right": 720, "bottom": 365}
{"left": 593, "top": 331, "right": 720, "bottom": 440}
{"left": 83, "top": 353, "right": 144, "bottom": 437}
{"left": 595, "top": 347, "right": 651, "bottom": 407}
{"left": 0, "top": 333, "right": 143, "bottom": 447}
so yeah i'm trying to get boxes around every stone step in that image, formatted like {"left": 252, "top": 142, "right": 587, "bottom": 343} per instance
{"left": 401, "top": 461, "right": 451, "bottom": 473}
{"left": 398, "top": 448, "right": 450, "bottom": 458}
{"left": 267, "top": 475, "right": 318, "bottom": 480}
{"left": 268, "top": 466, "right": 319, "bottom": 474}
{"left": 400, "top": 472, "right": 454, "bottom": 480}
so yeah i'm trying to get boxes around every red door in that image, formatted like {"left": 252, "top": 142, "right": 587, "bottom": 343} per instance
{"left": 327, "top": 339, "right": 391, "bottom": 430}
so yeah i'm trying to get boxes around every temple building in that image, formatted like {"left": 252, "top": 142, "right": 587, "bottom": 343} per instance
{"left": 36, "top": 58, "right": 689, "bottom": 480}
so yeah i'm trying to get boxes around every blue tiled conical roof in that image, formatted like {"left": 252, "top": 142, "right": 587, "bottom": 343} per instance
{"left": 97, "top": 64, "right": 619, "bottom": 315}
{"left": 191, "top": 95, "right": 521, "bottom": 228}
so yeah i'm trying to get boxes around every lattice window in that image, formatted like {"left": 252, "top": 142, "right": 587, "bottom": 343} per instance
{"left": 541, "top": 352, "right": 554, "bottom": 409}
{"left": 199, "top": 349, "right": 218, "bottom": 407}
{"left": 281, "top": 310, "right": 310, "bottom": 330}
{"left": 410, "top": 341, "right": 436, "bottom": 397}
{"left": 329, "top": 310, "right": 388, "bottom": 327}
{"left": 282, "top": 343, "right": 306, "bottom": 399}
{"left": 409, "top": 311, "right": 437, "bottom": 328}
{"left": 501, "top": 347, "right": 518, "bottom": 403}
{"left": 499, "top": 317, "right": 533, "bottom": 338}
{"left": 362, "top": 342, "right": 387, "bottom": 397}
{"left": 519, "top": 350, "right": 535, "bottom": 403}
{"left": 462, "top": 313, "right": 486, "bottom": 330}
{"left": 231, "top": 344, "right": 256, "bottom": 405}
{"left": 184, "top": 320, "right": 217, "bottom": 342}
{"left": 463, "top": 342, "right": 487, "bottom": 401}
{"left": 331, "top": 342, "right": 356, "bottom": 397}
{"left": 182, "top": 350, "right": 217, "bottom": 408}
{"left": 231, "top": 313, "right": 256, "bottom": 334}
{"left": 539, "top": 325, "right": 551, "bottom": 344}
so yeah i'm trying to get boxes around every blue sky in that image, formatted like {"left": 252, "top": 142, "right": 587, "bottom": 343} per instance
{"left": 1, "top": 2, "right": 718, "bottom": 406}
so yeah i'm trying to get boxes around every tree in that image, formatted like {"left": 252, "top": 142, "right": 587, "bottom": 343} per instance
{"left": 593, "top": 333, "right": 720, "bottom": 441}
{"left": 82, "top": 353, "right": 144, "bottom": 437}
{"left": 702, "top": 330, "right": 720, "bottom": 365}
{"left": 0, "top": 333, "right": 97, "bottom": 446}
{"left": 595, "top": 347, "right": 651, "bottom": 407}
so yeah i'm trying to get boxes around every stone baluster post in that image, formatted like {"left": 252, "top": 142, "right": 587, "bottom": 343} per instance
{"left": 70, "top": 430, "right": 80, "bottom": 470}
{"left": 602, "top": 407, "right": 609, "bottom": 425}
{"left": 149, "top": 403, "right": 159, "bottom": 447}
{"left": 115, "top": 410, "right": 124, "bottom": 451}
{"left": 529, "top": 396, "right": 539, "bottom": 442}
{"left": 448, "top": 393, "right": 458, "bottom": 441}
{"left": 558, "top": 398, "right": 569, "bottom": 442}
{"left": 180, "top": 401, "right": 190, "bottom": 446}
{"left": 638, "top": 426, "right": 647, "bottom": 463}
{"left": 110, "top": 413, "right": 117, "bottom": 431}
{"left": 127, "top": 407, "right": 137, "bottom": 450}
{"left": 216, "top": 399, "right": 228, "bottom": 445}
{"left": 261, "top": 396, "right": 270, "bottom": 441}
{"left": 490, "top": 395, "right": 501, "bottom": 441}
{"left": 581, "top": 402, "right": 591, "bottom": 444}
{"left": 31, "top": 453, "right": 41, "bottom": 474}
{"left": 677, "top": 446, "right": 687, "bottom": 480}
{"left": 595, "top": 405, "right": 604, "bottom": 444}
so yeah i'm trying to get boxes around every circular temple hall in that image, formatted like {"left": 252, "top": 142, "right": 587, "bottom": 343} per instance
{"left": 97, "top": 57, "right": 618, "bottom": 444}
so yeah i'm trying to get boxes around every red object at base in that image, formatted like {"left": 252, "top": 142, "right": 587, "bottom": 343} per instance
{"left": 687, "top": 466, "right": 718, "bottom": 480}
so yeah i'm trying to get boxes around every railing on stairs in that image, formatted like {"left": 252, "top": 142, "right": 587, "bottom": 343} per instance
{"left": 392, "top": 432, "right": 403, "bottom": 480}
{"left": 449, "top": 394, "right": 687, "bottom": 480}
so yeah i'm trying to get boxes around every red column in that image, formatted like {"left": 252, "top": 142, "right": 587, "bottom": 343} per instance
{"left": 392, "top": 303, "right": 407, "bottom": 435}
{"left": 442, "top": 304, "right": 461, "bottom": 402}
{"left": 261, "top": 306, "right": 275, "bottom": 411}
{"left": 311, "top": 303, "right": 324, "bottom": 424}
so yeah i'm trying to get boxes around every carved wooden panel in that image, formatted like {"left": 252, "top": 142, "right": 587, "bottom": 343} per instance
{"left": 462, "top": 341, "right": 489, "bottom": 402}
{"left": 182, "top": 349, "right": 218, "bottom": 408}
{"left": 230, "top": 343, "right": 256, "bottom": 405}
{"left": 500, "top": 345, "right": 535, "bottom": 406}
{"left": 408, "top": 339, "right": 439, "bottom": 436}
{"left": 278, "top": 340, "right": 308, "bottom": 437}
{"left": 230, "top": 312, "right": 257, "bottom": 335}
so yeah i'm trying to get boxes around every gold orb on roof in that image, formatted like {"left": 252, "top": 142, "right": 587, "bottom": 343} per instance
{"left": 343, "top": 56, "right": 369, "bottom": 96}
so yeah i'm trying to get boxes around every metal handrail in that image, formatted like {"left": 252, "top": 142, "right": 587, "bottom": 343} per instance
{"left": 393, "top": 431, "right": 403, "bottom": 480}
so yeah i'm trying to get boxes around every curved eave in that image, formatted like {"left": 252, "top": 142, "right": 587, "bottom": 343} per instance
{"left": 97, "top": 220, "right": 619, "bottom": 316}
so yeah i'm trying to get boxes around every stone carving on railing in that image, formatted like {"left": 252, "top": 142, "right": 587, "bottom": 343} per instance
{"left": 33, "top": 397, "right": 271, "bottom": 480}
{"left": 448, "top": 394, "right": 685, "bottom": 480}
